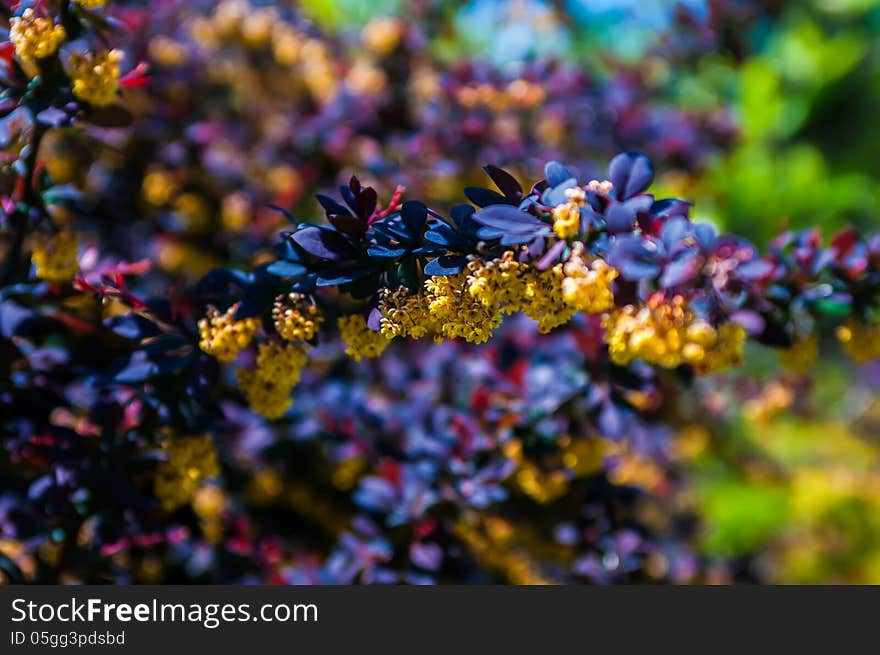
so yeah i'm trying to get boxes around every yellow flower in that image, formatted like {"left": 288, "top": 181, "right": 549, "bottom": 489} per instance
{"left": 273, "top": 294, "right": 323, "bottom": 343}
{"left": 522, "top": 263, "right": 576, "bottom": 333}
{"left": 604, "top": 294, "right": 745, "bottom": 374}
{"left": 836, "top": 319, "right": 880, "bottom": 364}
{"left": 338, "top": 314, "right": 390, "bottom": 361}
{"left": 780, "top": 334, "right": 819, "bottom": 374}
{"left": 551, "top": 187, "right": 585, "bottom": 240}
{"left": 561, "top": 249, "right": 617, "bottom": 314}
{"left": 68, "top": 49, "right": 124, "bottom": 107}
{"left": 154, "top": 434, "right": 219, "bottom": 511}
{"left": 379, "top": 287, "right": 439, "bottom": 340}
{"left": 32, "top": 232, "right": 79, "bottom": 282}
{"left": 9, "top": 9, "right": 66, "bottom": 61}
{"left": 272, "top": 23, "right": 303, "bottom": 66}
{"left": 236, "top": 341, "right": 307, "bottom": 419}
{"left": 466, "top": 252, "right": 527, "bottom": 316}
{"left": 236, "top": 369, "right": 295, "bottom": 419}
{"left": 241, "top": 7, "right": 277, "bottom": 48}
{"left": 425, "top": 271, "right": 502, "bottom": 343}
{"left": 198, "top": 305, "right": 260, "bottom": 362}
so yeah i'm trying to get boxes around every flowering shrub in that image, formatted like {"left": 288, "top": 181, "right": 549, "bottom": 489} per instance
{"left": 1, "top": 0, "right": 879, "bottom": 585}
{"left": 201, "top": 150, "right": 879, "bottom": 417}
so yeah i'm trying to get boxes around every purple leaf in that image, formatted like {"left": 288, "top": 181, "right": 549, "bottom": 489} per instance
{"left": 292, "top": 226, "right": 360, "bottom": 261}
{"left": 544, "top": 161, "right": 573, "bottom": 187}
{"left": 483, "top": 164, "right": 522, "bottom": 200}
{"left": 472, "top": 204, "right": 546, "bottom": 232}
{"left": 609, "top": 152, "right": 654, "bottom": 200}
{"left": 605, "top": 202, "right": 636, "bottom": 233}
{"left": 400, "top": 201, "right": 428, "bottom": 234}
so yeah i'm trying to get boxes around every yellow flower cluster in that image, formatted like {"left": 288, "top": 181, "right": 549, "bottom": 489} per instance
{"left": 425, "top": 270, "right": 503, "bottom": 343}
{"left": 780, "top": 334, "right": 819, "bottom": 374}
{"left": 466, "top": 251, "right": 527, "bottom": 315}
{"left": 68, "top": 49, "right": 123, "bottom": 107}
{"left": 32, "top": 231, "right": 79, "bottom": 282}
{"left": 154, "top": 434, "right": 220, "bottom": 511}
{"left": 551, "top": 187, "right": 585, "bottom": 239}
{"left": 198, "top": 305, "right": 260, "bottom": 362}
{"left": 403, "top": 250, "right": 610, "bottom": 343}
{"left": 273, "top": 293, "right": 324, "bottom": 342}
{"left": 522, "top": 264, "right": 576, "bottom": 333}
{"left": 338, "top": 314, "right": 390, "bottom": 361}
{"left": 236, "top": 341, "right": 307, "bottom": 419}
{"left": 379, "top": 287, "right": 440, "bottom": 340}
{"left": 9, "top": 9, "right": 66, "bottom": 62}
{"left": 560, "top": 248, "right": 617, "bottom": 314}
{"left": 455, "top": 79, "right": 547, "bottom": 111}
{"left": 74, "top": 0, "right": 108, "bottom": 9}
{"left": 836, "top": 319, "right": 880, "bottom": 364}
{"left": 604, "top": 294, "right": 746, "bottom": 374}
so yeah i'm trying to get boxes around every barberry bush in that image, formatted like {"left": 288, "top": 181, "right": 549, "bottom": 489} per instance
{"left": 1, "top": 0, "right": 879, "bottom": 584}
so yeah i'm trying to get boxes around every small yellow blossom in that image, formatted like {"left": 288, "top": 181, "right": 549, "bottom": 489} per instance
{"left": 32, "top": 232, "right": 79, "bottom": 282}
{"left": 236, "top": 342, "right": 307, "bottom": 419}
{"left": 9, "top": 9, "right": 66, "bottom": 61}
{"left": 522, "top": 263, "right": 576, "bottom": 333}
{"left": 198, "top": 305, "right": 260, "bottom": 362}
{"left": 212, "top": 0, "right": 249, "bottom": 39}
{"left": 836, "top": 319, "right": 880, "bottom": 364}
{"left": 236, "top": 369, "right": 295, "bottom": 419}
{"left": 379, "top": 287, "right": 439, "bottom": 340}
{"left": 466, "top": 252, "right": 527, "bottom": 315}
{"left": 551, "top": 187, "right": 585, "bottom": 240}
{"left": 425, "top": 271, "right": 503, "bottom": 343}
{"left": 272, "top": 23, "right": 303, "bottom": 66}
{"left": 154, "top": 434, "right": 219, "bottom": 511}
{"left": 338, "top": 314, "right": 390, "bottom": 361}
{"left": 68, "top": 49, "right": 124, "bottom": 107}
{"left": 242, "top": 7, "right": 277, "bottom": 48}
{"left": 561, "top": 249, "right": 617, "bottom": 314}
{"left": 604, "top": 294, "right": 745, "bottom": 374}
{"left": 273, "top": 294, "right": 323, "bottom": 343}
{"left": 585, "top": 179, "right": 614, "bottom": 195}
